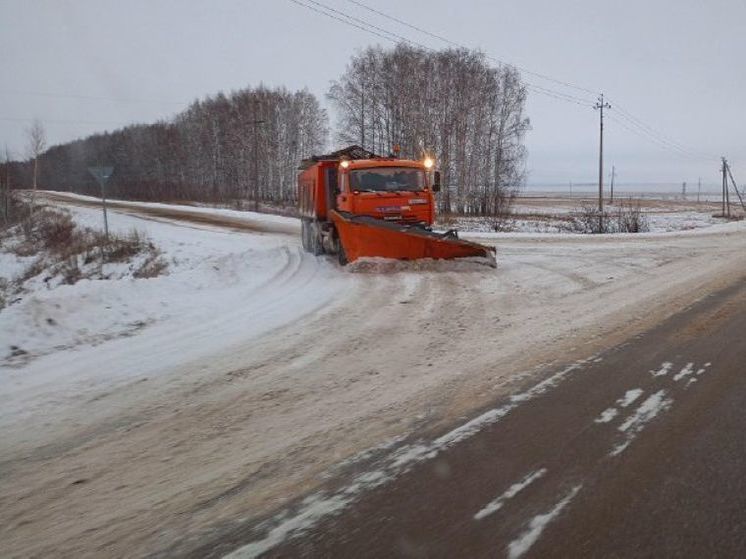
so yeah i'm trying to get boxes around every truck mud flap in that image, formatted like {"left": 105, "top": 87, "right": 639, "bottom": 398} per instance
{"left": 330, "top": 210, "right": 497, "bottom": 267}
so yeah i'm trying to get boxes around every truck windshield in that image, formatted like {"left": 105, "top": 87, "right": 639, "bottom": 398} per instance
{"left": 349, "top": 167, "right": 425, "bottom": 192}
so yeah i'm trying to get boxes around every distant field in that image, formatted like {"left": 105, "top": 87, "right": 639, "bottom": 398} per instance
{"left": 440, "top": 194, "right": 742, "bottom": 234}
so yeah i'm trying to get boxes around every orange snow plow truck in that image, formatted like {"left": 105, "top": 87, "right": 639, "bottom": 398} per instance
{"left": 298, "top": 145, "right": 496, "bottom": 267}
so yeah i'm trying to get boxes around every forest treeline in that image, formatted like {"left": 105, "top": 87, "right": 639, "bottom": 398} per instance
{"left": 3, "top": 87, "right": 327, "bottom": 205}
{"left": 2, "top": 45, "right": 529, "bottom": 215}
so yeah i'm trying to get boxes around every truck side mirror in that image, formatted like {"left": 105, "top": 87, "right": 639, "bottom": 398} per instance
{"left": 432, "top": 171, "right": 441, "bottom": 192}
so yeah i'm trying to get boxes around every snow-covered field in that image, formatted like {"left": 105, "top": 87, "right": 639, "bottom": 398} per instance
{"left": 1, "top": 191, "right": 745, "bottom": 558}
{"left": 439, "top": 196, "right": 739, "bottom": 234}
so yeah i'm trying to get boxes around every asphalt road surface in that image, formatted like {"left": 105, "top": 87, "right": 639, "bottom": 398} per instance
{"left": 208, "top": 275, "right": 746, "bottom": 559}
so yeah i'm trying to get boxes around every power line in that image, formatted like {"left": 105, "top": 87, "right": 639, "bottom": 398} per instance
{"left": 286, "top": 0, "right": 408, "bottom": 44}
{"left": 311, "top": 0, "right": 596, "bottom": 106}
{"left": 287, "top": 0, "right": 597, "bottom": 108}
{"left": 304, "top": 0, "right": 426, "bottom": 47}
{"left": 343, "top": 0, "right": 600, "bottom": 97}
{"left": 607, "top": 114, "right": 690, "bottom": 158}
{"left": 524, "top": 83, "right": 593, "bottom": 107}
{"left": 609, "top": 111, "right": 716, "bottom": 161}
{"left": 0, "top": 89, "right": 189, "bottom": 106}
{"left": 606, "top": 114, "right": 715, "bottom": 161}
{"left": 0, "top": 116, "right": 138, "bottom": 126}
{"left": 304, "top": 0, "right": 720, "bottom": 165}
{"left": 607, "top": 97, "right": 719, "bottom": 161}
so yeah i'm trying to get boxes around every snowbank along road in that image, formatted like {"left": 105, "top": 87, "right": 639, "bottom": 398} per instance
{"left": 1, "top": 191, "right": 744, "bottom": 558}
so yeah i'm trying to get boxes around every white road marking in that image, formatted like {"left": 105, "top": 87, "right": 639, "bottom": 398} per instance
{"left": 683, "top": 364, "right": 709, "bottom": 388}
{"left": 595, "top": 389, "right": 643, "bottom": 424}
{"left": 617, "top": 388, "right": 643, "bottom": 408}
{"left": 611, "top": 390, "right": 673, "bottom": 456}
{"left": 226, "top": 359, "right": 593, "bottom": 558}
{"left": 594, "top": 408, "right": 618, "bottom": 423}
{"left": 672, "top": 363, "right": 695, "bottom": 382}
{"left": 474, "top": 469, "right": 547, "bottom": 520}
{"left": 507, "top": 485, "right": 583, "bottom": 559}
{"left": 650, "top": 362, "right": 674, "bottom": 377}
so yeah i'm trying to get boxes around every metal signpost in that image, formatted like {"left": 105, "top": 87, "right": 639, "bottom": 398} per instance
{"left": 87, "top": 166, "right": 113, "bottom": 240}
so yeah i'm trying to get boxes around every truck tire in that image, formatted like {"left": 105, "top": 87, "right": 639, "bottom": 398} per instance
{"left": 330, "top": 228, "right": 347, "bottom": 265}
{"left": 310, "top": 221, "right": 324, "bottom": 255}
{"left": 301, "top": 219, "right": 310, "bottom": 252}
{"left": 338, "top": 244, "right": 348, "bottom": 266}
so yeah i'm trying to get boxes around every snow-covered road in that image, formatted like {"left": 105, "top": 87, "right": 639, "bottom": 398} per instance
{"left": 1, "top": 191, "right": 744, "bottom": 557}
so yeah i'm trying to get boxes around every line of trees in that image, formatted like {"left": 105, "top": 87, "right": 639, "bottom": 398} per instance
{"left": 328, "top": 45, "right": 530, "bottom": 215}
{"left": 2, "top": 86, "right": 328, "bottom": 206}
{"left": 1, "top": 44, "right": 530, "bottom": 215}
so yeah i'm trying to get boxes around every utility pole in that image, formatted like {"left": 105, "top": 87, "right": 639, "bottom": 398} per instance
{"left": 725, "top": 160, "right": 746, "bottom": 212}
{"left": 610, "top": 165, "right": 616, "bottom": 204}
{"left": 251, "top": 99, "right": 265, "bottom": 213}
{"left": 682, "top": 181, "right": 687, "bottom": 200}
{"left": 697, "top": 177, "right": 701, "bottom": 204}
{"left": 594, "top": 94, "right": 611, "bottom": 232}
{"left": 2, "top": 146, "right": 9, "bottom": 224}
{"left": 569, "top": 180, "right": 573, "bottom": 199}
{"left": 360, "top": 59, "right": 366, "bottom": 149}
{"left": 721, "top": 157, "right": 730, "bottom": 218}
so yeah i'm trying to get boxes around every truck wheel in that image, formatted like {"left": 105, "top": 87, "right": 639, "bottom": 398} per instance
{"left": 301, "top": 220, "right": 310, "bottom": 251}
{"left": 310, "top": 222, "right": 324, "bottom": 255}
{"left": 338, "top": 244, "right": 348, "bottom": 266}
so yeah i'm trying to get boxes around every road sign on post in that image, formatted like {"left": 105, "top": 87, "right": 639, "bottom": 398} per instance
{"left": 87, "top": 166, "right": 113, "bottom": 240}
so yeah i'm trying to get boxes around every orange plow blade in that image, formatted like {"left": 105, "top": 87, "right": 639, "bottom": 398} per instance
{"left": 331, "top": 210, "right": 496, "bottom": 267}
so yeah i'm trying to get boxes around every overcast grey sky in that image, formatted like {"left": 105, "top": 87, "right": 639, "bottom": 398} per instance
{"left": 1, "top": 0, "right": 744, "bottom": 188}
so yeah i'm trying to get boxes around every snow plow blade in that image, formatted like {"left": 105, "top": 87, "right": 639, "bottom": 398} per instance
{"left": 331, "top": 210, "right": 496, "bottom": 267}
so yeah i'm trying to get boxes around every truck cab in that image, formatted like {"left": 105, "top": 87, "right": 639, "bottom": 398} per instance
{"left": 336, "top": 159, "right": 437, "bottom": 226}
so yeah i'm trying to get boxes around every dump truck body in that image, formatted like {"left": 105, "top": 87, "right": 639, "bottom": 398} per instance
{"left": 298, "top": 145, "right": 495, "bottom": 266}
{"left": 298, "top": 160, "right": 338, "bottom": 223}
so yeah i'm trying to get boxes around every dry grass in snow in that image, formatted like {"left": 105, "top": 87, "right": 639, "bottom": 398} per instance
{"left": 1, "top": 200, "right": 166, "bottom": 310}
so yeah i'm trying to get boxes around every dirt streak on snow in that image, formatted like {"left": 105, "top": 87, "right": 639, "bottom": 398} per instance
{"left": 1, "top": 192, "right": 745, "bottom": 558}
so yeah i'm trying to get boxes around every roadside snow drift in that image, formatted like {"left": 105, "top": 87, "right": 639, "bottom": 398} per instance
{"left": 0, "top": 204, "right": 350, "bottom": 428}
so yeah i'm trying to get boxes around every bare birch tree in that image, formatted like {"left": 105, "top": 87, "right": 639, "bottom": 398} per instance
{"left": 1, "top": 146, "right": 10, "bottom": 224}
{"left": 26, "top": 119, "right": 46, "bottom": 216}
{"left": 328, "top": 45, "right": 531, "bottom": 217}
